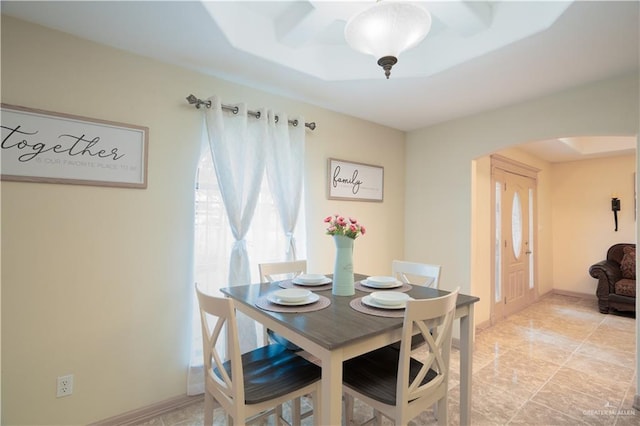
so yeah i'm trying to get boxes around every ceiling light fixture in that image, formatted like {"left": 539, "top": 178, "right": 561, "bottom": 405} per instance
{"left": 344, "top": 1, "right": 432, "bottom": 79}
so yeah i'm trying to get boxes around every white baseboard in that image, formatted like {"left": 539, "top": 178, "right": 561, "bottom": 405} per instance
{"left": 475, "top": 318, "right": 492, "bottom": 331}
{"left": 89, "top": 394, "right": 204, "bottom": 426}
{"left": 549, "top": 289, "right": 597, "bottom": 300}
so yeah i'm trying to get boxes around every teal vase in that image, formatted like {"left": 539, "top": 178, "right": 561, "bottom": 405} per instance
{"left": 333, "top": 235, "right": 355, "bottom": 296}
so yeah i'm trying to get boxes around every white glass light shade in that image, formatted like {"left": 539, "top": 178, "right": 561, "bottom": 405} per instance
{"left": 345, "top": 1, "right": 432, "bottom": 61}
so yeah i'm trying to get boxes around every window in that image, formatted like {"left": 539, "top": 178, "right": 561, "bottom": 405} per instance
{"left": 193, "top": 144, "right": 306, "bottom": 292}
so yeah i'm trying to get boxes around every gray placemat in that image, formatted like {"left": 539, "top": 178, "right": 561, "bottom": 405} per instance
{"left": 278, "top": 278, "right": 333, "bottom": 292}
{"left": 349, "top": 297, "right": 406, "bottom": 318}
{"left": 256, "top": 294, "right": 331, "bottom": 313}
{"left": 355, "top": 280, "right": 412, "bottom": 293}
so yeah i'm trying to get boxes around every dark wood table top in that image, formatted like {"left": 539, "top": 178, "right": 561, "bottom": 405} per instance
{"left": 221, "top": 273, "right": 480, "bottom": 351}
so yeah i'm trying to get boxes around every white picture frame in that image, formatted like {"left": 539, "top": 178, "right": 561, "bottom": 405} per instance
{"left": 1, "top": 104, "right": 148, "bottom": 188}
{"left": 327, "top": 158, "right": 384, "bottom": 202}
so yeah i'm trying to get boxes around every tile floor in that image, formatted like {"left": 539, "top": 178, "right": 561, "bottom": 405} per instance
{"left": 136, "top": 293, "right": 637, "bottom": 425}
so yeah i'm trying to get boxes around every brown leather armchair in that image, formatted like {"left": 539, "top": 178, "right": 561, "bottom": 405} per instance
{"left": 589, "top": 243, "right": 636, "bottom": 314}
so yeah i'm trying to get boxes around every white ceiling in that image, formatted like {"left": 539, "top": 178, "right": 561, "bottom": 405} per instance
{"left": 2, "top": 0, "right": 638, "bottom": 161}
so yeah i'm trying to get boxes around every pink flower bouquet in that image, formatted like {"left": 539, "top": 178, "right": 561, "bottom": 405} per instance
{"left": 324, "top": 214, "right": 366, "bottom": 239}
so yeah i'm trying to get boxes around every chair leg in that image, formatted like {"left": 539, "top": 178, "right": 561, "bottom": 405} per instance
{"left": 313, "top": 390, "right": 321, "bottom": 426}
{"left": 344, "top": 393, "right": 354, "bottom": 425}
{"left": 373, "top": 409, "right": 383, "bottom": 426}
{"left": 436, "top": 396, "right": 448, "bottom": 426}
{"left": 292, "top": 397, "right": 302, "bottom": 425}
{"left": 275, "top": 403, "right": 284, "bottom": 426}
{"left": 204, "top": 392, "right": 215, "bottom": 426}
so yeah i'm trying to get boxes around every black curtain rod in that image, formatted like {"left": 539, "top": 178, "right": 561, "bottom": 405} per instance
{"left": 186, "top": 94, "right": 316, "bottom": 130}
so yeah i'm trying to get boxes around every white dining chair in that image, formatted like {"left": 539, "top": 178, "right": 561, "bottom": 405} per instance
{"left": 343, "top": 289, "right": 459, "bottom": 426}
{"left": 259, "top": 260, "right": 307, "bottom": 283}
{"left": 196, "top": 285, "right": 321, "bottom": 426}
{"left": 258, "top": 260, "right": 312, "bottom": 422}
{"left": 258, "top": 260, "right": 307, "bottom": 350}
{"left": 389, "top": 260, "right": 443, "bottom": 352}
{"left": 392, "top": 259, "right": 441, "bottom": 289}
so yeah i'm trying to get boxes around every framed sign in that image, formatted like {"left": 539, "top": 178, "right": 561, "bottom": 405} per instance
{"left": 327, "top": 158, "right": 384, "bottom": 202}
{"left": 1, "top": 104, "right": 148, "bottom": 188}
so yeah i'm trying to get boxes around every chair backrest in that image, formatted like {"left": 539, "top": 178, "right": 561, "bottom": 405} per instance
{"left": 607, "top": 243, "right": 636, "bottom": 265}
{"left": 195, "top": 285, "right": 244, "bottom": 415}
{"left": 397, "top": 288, "right": 459, "bottom": 417}
{"left": 259, "top": 260, "right": 307, "bottom": 282}
{"left": 258, "top": 260, "right": 308, "bottom": 346}
{"left": 392, "top": 260, "right": 441, "bottom": 288}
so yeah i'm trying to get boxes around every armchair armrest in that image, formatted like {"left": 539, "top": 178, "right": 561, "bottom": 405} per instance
{"left": 589, "top": 260, "right": 621, "bottom": 297}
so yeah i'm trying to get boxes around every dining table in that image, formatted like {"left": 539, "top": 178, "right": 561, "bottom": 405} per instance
{"left": 221, "top": 273, "right": 480, "bottom": 426}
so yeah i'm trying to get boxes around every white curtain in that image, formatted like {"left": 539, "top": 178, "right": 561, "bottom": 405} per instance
{"left": 187, "top": 97, "right": 307, "bottom": 395}
{"left": 187, "top": 96, "right": 265, "bottom": 395}
{"left": 205, "top": 97, "right": 267, "bottom": 287}
{"left": 265, "top": 112, "right": 305, "bottom": 260}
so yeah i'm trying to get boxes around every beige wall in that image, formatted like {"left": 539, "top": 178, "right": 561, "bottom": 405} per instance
{"left": 551, "top": 155, "right": 636, "bottom": 294}
{"left": 406, "top": 73, "right": 639, "bottom": 327}
{"left": 1, "top": 16, "right": 405, "bottom": 424}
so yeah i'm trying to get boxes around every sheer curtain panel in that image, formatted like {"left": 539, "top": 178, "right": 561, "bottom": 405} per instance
{"left": 205, "top": 97, "right": 267, "bottom": 287}
{"left": 265, "top": 112, "right": 305, "bottom": 260}
{"left": 188, "top": 97, "right": 266, "bottom": 395}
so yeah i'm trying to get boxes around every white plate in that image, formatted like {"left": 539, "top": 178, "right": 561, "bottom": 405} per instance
{"left": 273, "top": 288, "right": 311, "bottom": 302}
{"left": 292, "top": 276, "right": 332, "bottom": 286}
{"left": 370, "top": 291, "right": 410, "bottom": 306}
{"left": 367, "top": 275, "right": 397, "bottom": 285}
{"left": 268, "top": 292, "right": 320, "bottom": 306}
{"left": 296, "top": 273, "right": 327, "bottom": 284}
{"left": 361, "top": 279, "right": 402, "bottom": 289}
{"left": 362, "top": 295, "right": 412, "bottom": 310}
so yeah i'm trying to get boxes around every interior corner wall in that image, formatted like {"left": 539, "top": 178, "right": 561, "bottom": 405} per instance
{"left": 405, "top": 72, "right": 639, "bottom": 329}
{"left": 550, "top": 155, "right": 636, "bottom": 295}
{"left": 1, "top": 16, "right": 405, "bottom": 424}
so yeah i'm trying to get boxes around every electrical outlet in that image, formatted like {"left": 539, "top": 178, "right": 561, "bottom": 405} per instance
{"left": 56, "top": 374, "right": 73, "bottom": 398}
